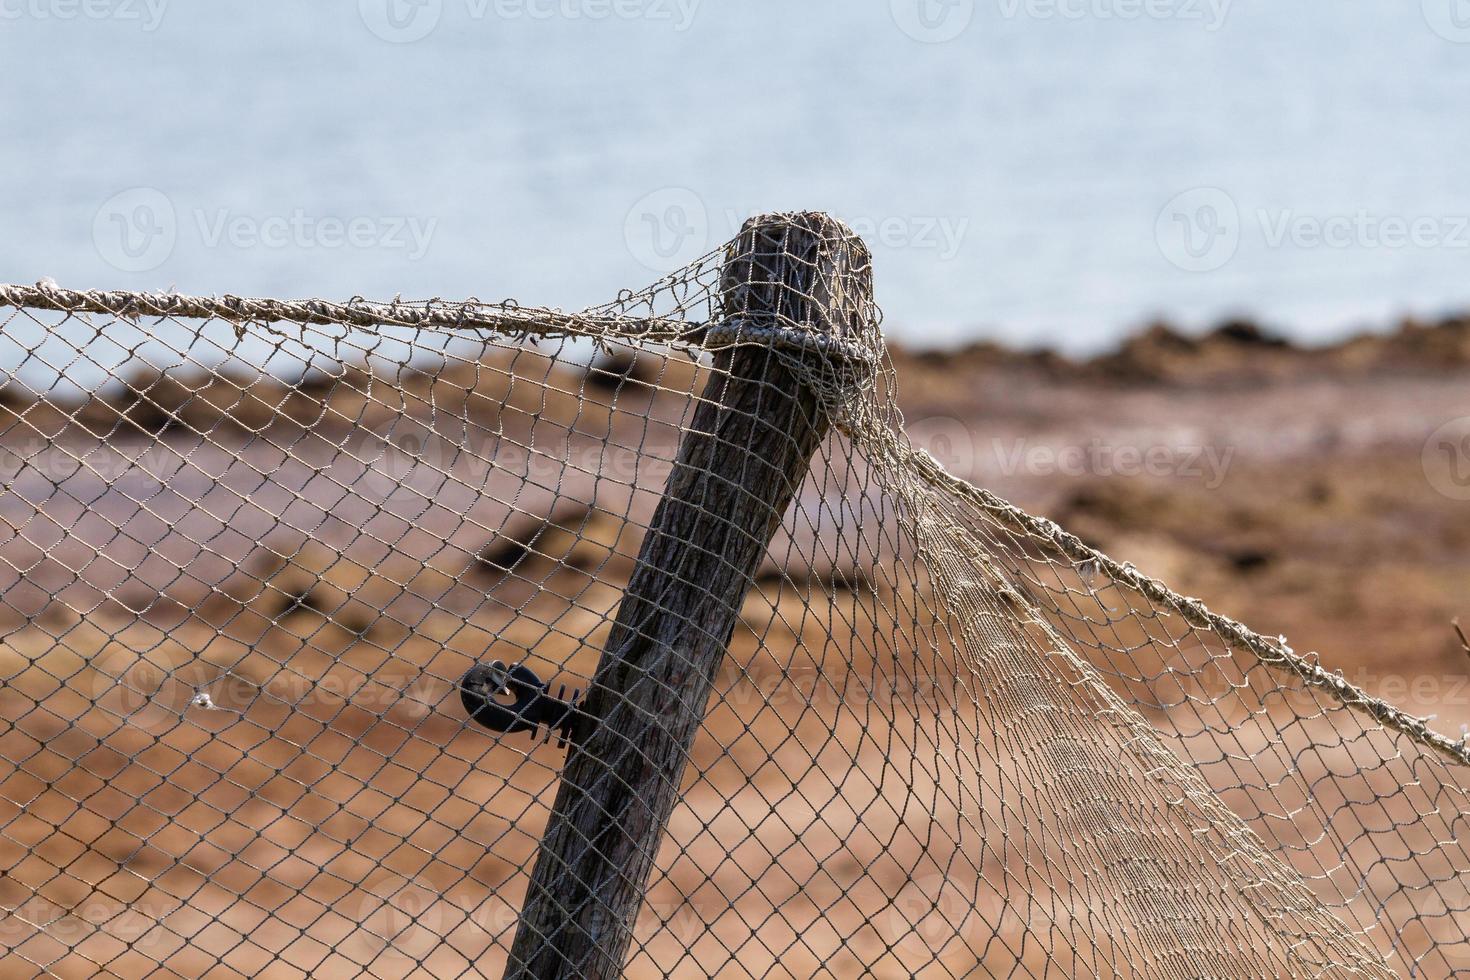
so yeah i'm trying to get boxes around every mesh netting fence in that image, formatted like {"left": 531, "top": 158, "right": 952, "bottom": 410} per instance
{"left": 0, "top": 212, "right": 1467, "bottom": 978}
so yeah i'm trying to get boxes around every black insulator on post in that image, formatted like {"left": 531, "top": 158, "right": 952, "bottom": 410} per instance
{"left": 460, "top": 661, "right": 582, "bottom": 748}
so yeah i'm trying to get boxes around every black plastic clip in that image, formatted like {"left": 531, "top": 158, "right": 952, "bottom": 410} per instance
{"left": 460, "top": 661, "right": 583, "bottom": 748}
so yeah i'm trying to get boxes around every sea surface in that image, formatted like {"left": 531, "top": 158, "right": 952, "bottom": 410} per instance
{"left": 3, "top": 0, "right": 1470, "bottom": 368}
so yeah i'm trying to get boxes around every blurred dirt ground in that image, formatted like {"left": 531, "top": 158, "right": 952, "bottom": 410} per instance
{"left": 1, "top": 316, "right": 1469, "bottom": 978}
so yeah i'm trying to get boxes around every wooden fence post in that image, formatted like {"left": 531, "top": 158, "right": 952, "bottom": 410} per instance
{"left": 504, "top": 212, "right": 873, "bottom": 979}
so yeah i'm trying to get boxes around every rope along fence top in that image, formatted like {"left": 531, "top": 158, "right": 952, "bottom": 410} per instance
{"left": 0, "top": 212, "right": 1465, "bottom": 978}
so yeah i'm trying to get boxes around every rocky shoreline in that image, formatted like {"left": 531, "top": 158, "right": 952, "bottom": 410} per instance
{"left": 892, "top": 312, "right": 1470, "bottom": 386}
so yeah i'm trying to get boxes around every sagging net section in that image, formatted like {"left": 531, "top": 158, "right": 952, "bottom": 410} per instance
{"left": 0, "top": 211, "right": 1465, "bottom": 979}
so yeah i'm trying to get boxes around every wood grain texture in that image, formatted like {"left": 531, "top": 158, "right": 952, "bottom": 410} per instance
{"left": 505, "top": 212, "right": 872, "bottom": 980}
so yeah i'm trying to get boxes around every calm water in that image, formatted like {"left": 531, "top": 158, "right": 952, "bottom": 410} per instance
{"left": 3, "top": 0, "right": 1470, "bottom": 358}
